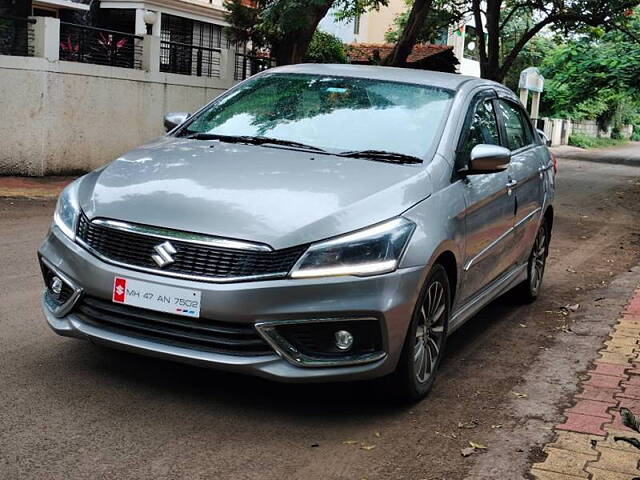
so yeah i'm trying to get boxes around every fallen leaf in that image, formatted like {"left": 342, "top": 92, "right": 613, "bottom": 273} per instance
{"left": 491, "top": 424, "right": 502, "bottom": 429}
{"left": 561, "top": 303, "right": 580, "bottom": 312}
{"left": 342, "top": 440, "right": 358, "bottom": 445}
{"left": 567, "top": 267, "right": 577, "bottom": 273}
{"left": 519, "top": 324, "right": 527, "bottom": 328}
{"left": 512, "top": 392, "right": 528, "bottom": 398}
{"left": 469, "top": 441, "right": 488, "bottom": 450}
{"left": 374, "top": 432, "right": 381, "bottom": 438}
{"left": 461, "top": 447, "right": 475, "bottom": 457}
{"left": 458, "top": 420, "right": 479, "bottom": 429}
{"left": 361, "top": 445, "right": 376, "bottom": 451}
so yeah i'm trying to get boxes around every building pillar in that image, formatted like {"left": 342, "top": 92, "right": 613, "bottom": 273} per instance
{"left": 31, "top": 16, "right": 60, "bottom": 62}
{"left": 134, "top": 9, "right": 147, "bottom": 35}
{"left": 152, "top": 12, "right": 162, "bottom": 37}
{"left": 142, "top": 34, "right": 160, "bottom": 73}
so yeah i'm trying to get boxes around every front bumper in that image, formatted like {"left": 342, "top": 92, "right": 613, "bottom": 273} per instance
{"left": 39, "top": 226, "right": 424, "bottom": 383}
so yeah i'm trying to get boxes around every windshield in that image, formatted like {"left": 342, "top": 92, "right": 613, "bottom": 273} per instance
{"left": 179, "top": 73, "right": 454, "bottom": 159}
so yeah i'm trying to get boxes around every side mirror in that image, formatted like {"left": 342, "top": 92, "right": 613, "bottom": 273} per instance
{"left": 468, "top": 144, "right": 511, "bottom": 174}
{"left": 164, "top": 112, "right": 191, "bottom": 132}
{"left": 537, "top": 129, "right": 551, "bottom": 147}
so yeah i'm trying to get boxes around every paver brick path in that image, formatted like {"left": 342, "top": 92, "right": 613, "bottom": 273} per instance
{"left": 531, "top": 288, "right": 640, "bottom": 479}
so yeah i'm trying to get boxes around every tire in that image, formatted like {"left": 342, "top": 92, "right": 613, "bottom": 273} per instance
{"left": 513, "top": 219, "right": 550, "bottom": 303}
{"left": 388, "top": 264, "right": 451, "bottom": 402}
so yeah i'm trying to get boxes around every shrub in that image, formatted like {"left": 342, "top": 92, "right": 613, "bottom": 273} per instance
{"left": 568, "top": 133, "right": 627, "bottom": 149}
{"left": 303, "top": 30, "right": 349, "bottom": 64}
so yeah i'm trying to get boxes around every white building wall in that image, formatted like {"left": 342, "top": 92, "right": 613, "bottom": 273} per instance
{"left": 0, "top": 17, "right": 237, "bottom": 176}
{"left": 318, "top": 10, "right": 357, "bottom": 43}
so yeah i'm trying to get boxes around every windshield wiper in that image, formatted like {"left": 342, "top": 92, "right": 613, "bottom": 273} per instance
{"left": 183, "top": 133, "right": 326, "bottom": 152}
{"left": 337, "top": 149, "right": 423, "bottom": 164}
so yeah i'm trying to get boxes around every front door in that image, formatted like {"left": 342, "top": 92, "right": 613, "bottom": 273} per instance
{"left": 457, "top": 94, "right": 517, "bottom": 304}
{"left": 495, "top": 99, "right": 544, "bottom": 264}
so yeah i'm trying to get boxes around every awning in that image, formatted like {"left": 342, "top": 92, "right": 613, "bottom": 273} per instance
{"left": 33, "top": 0, "right": 90, "bottom": 11}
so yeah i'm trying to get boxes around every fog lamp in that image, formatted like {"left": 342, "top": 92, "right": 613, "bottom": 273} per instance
{"left": 50, "top": 276, "right": 63, "bottom": 295}
{"left": 334, "top": 330, "right": 354, "bottom": 351}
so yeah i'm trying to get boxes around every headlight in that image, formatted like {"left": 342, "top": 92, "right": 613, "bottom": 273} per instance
{"left": 53, "top": 180, "right": 81, "bottom": 241}
{"left": 290, "top": 217, "right": 415, "bottom": 279}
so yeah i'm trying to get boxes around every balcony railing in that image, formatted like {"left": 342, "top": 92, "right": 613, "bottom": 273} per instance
{"left": 59, "top": 22, "right": 143, "bottom": 69}
{"left": 0, "top": 15, "right": 35, "bottom": 57}
{"left": 160, "top": 41, "right": 221, "bottom": 77}
{"left": 234, "top": 53, "right": 273, "bottom": 81}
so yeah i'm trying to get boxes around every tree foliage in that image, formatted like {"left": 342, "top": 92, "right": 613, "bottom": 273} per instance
{"left": 539, "top": 11, "right": 640, "bottom": 130}
{"left": 224, "top": 0, "right": 386, "bottom": 65}
{"left": 471, "top": 0, "right": 639, "bottom": 82}
{"left": 384, "top": 0, "right": 466, "bottom": 44}
{"left": 303, "top": 30, "right": 349, "bottom": 64}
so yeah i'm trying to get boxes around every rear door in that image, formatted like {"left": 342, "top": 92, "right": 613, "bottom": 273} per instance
{"left": 457, "top": 91, "right": 517, "bottom": 304}
{"left": 495, "top": 99, "right": 544, "bottom": 265}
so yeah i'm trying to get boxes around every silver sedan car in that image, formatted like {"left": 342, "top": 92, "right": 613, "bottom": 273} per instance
{"left": 39, "top": 64, "right": 555, "bottom": 401}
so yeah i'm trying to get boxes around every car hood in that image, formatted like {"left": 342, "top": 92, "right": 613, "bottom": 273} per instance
{"left": 79, "top": 137, "right": 432, "bottom": 250}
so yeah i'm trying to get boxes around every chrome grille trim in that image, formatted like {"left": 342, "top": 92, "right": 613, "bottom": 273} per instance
{"left": 91, "top": 218, "right": 273, "bottom": 252}
{"left": 75, "top": 213, "right": 307, "bottom": 283}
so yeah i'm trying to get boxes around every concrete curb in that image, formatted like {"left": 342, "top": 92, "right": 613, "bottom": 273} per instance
{"left": 0, "top": 176, "right": 75, "bottom": 200}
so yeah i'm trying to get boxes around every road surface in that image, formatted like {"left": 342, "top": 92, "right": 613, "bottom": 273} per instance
{"left": 1, "top": 157, "right": 640, "bottom": 480}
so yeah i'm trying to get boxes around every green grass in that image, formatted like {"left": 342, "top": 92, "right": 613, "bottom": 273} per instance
{"left": 568, "top": 133, "right": 628, "bottom": 149}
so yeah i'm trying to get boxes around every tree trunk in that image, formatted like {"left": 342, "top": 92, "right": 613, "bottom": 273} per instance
{"left": 272, "top": 0, "right": 334, "bottom": 65}
{"left": 480, "top": 0, "right": 503, "bottom": 82}
{"left": 383, "top": 0, "right": 435, "bottom": 66}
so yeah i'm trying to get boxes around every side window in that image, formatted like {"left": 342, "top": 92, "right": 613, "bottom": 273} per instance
{"left": 459, "top": 99, "right": 500, "bottom": 167}
{"left": 497, "top": 100, "right": 533, "bottom": 150}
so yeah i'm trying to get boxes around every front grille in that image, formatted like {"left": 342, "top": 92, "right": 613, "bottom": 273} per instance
{"left": 77, "top": 213, "right": 306, "bottom": 282}
{"left": 75, "top": 296, "right": 274, "bottom": 356}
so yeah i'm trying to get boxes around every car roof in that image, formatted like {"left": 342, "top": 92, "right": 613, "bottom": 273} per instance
{"left": 267, "top": 63, "right": 503, "bottom": 92}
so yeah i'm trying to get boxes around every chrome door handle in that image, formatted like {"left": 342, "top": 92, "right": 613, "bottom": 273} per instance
{"left": 506, "top": 180, "right": 518, "bottom": 188}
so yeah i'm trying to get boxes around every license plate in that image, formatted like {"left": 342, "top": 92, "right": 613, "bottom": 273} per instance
{"left": 112, "top": 277, "right": 201, "bottom": 318}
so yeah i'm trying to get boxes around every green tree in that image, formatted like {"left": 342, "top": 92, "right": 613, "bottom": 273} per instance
{"left": 384, "top": 0, "right": 466, "bottom": 44}
{"left": 540, "top": 24, "right": 640, "bottom": 131}
{"left": 224, "top": 0, "right": 386, "bottom": 66}
{"left": 470, "top": 0, "right": 639, "bottom": 83}
{"left": 303, "top": 30, "right": 349, "bottom": 64}
{"left": 381, "top": 0, "right": 466, "bottom": 66}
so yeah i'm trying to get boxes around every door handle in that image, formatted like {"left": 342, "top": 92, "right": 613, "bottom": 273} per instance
{"left": 506, "top": 179, "right": 517, "bottom": 196}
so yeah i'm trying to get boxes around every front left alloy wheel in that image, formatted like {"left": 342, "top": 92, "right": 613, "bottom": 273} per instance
{"left": 389, "top": 263, "right": 450, "bottom": 402}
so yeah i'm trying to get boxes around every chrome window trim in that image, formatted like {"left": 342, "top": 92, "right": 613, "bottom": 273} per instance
{"left": 76, "top": 237, "right": 289, "bottom": 284}
{"left": 255, "top": 317, "right": 387, "bottom": 368}
{"left": 40, "top": 256, "right": 84, "bottom": 318}
{"left": 91, "top": 218, "right": 273, "bottom": 252}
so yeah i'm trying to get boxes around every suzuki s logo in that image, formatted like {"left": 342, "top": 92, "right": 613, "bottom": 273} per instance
{"left": 151, "top": 241, "right": 177, "bottom": 267}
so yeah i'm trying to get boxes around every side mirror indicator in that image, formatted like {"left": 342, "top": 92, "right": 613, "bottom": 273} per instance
{"left": 164, "top": 112, "right": 191, "bottom": 132}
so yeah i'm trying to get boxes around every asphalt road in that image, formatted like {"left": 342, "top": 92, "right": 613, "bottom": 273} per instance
{"left": 1, "top": 157, "right": 640, "bottom": 480}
